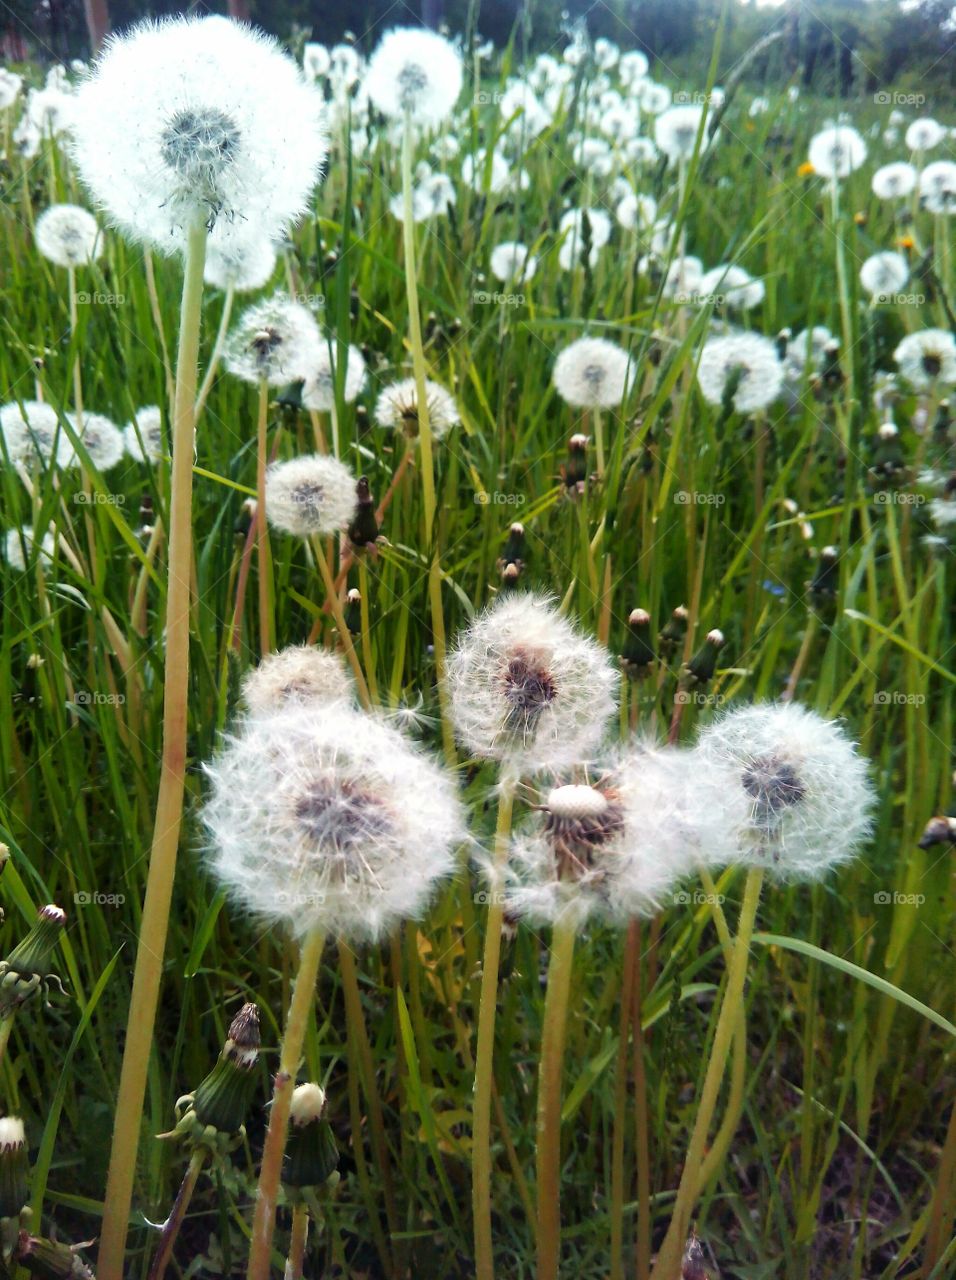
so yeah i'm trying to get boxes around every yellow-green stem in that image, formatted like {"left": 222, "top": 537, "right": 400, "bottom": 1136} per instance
{"left": 650, "top": 867, "right": 764, "bottom": 1280}
{"left": 194, "top": 284, "right": 235, "bottom": 422}
{"left": 312, "top": 539, "right": 371, "bottom": 710}
{"left": 535, "top": 917, "right": 577, "bottom": 1280}
{"left": 472, "top": 776, "right": 516, "bottom": 1280}
{"left": 98, "top": 217, "right": 208, "bottom": 1280}
{"left": 247, "top": 926, "right": 325, "bottom": 1280}
{"left": 256, "top": 378, "right": 273, "bottom": 655}
{"left": 286, "top": 1201, "right": 310, "bottom": 1280}
{"left": 146, "top": 1150, "right": 205, "bottom": 1280}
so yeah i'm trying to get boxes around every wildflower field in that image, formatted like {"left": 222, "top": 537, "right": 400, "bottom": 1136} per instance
{"left": 0, "top": 13, "right": 954, "bottom": 1280}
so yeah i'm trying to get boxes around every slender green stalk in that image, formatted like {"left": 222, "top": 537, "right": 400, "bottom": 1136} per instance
{"left": 472, "top": 775, "right": 516, "bottom": 1280}
{"left": 98, "top": 216, "right": 208, "bottom": 1280}
{"left": 194, "top": 283, "right": 235, "bottom": 422}
{"left": 609, "top": 922, "right": 637, "bottom": 1280}
{"left": 286, "top": 1201, "right": 310, "bottom": 1280}
{"left": 256, "top": 378, "right": 273, "bottom": 655}
{"left": 247, "top": 927, "right": 326, "bottom": 1280}
{"left": 535, "top": 917, "right": 577, "bottom": 1280}
{"left": 0, "top": 1014, "right": 14, "bottom": 1069}
{"left": 400, "top": 111, "right": 455, "bottom": 763}
{"left": 146, "top": 1150, "right": 205, "bottom": 1280}
{"left": 311, "top": 537, "right": 372, "bottom": 710}
{"left": 650, "top": 867, "right": 764, "bottom": 1280}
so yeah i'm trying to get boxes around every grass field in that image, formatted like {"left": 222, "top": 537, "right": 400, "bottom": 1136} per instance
{"left": 0, "top": 17, "right": 954, "bottom": 1280}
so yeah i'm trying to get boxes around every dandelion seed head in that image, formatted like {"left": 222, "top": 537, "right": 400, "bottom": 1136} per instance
{"left": 894, "top": 329, "right": 956, "bottom": 390}
{"left": 699, "top": 264, "right": 765, "bottom": 311}
{"left": 694, "top": 702, "right": 874, "bottom": 881}
{"left": 655, "top": 104, "right": 705, "bottom": 163}
{"left": 553, "top": 337, "right": 634, "bottom": 409}
{"left": 301, "top": 343, "right": 367, "bottom": 412}
{"left": 204, "top": 236, "right": 277, "bottom": 293}
{"left": 4, "top": 526, "right": 55, "bottom": 573}
{"left": 871, "top": 162, "right": 917, "bottom": 200}
{"left": 35, "top": 204, "right": 101, "bottom": 268}
{"left": 445, "top": 593, "right": 618, "bottom": 772}
{"left": 124, "top": 406, "right": 165, "bottom": 463}
{"left": 0, "top": 401, "right": 70, "bottom": 469}
{"left": 374, "top": 377, "right": 459, "bottom": 441}
{"left": 918, "top": 161, "right": 956, "bottom": 215}
{"left": 264, "top": 453, "right": 357, "bottom": 538}
{"left": 490, "top": 241, "right": 537, "bottom": 283}
{"left": 807, "top": 125, "right": 867, "bottom": 180}
{"left": 860, "top": 251, "right": 909, "bottom": 300}
{"left": 242, "top": 645, "right": 354, "bottom": 717}
{"left": 366, "top": 28, "right": 462, "bottom": 128}
{"left": 65, "top": 412, "right": 125, "bottom": 471}
{"left": 905, "top": 117, "right": 946, "bottom": 152}
{"left": 697, "top": 333, "right": 783, "bottom": 412}
{"left": 225, "top": 295, "right": 322, "bottom": 387}
{"left": 201, "top": 702, "right": 464, "bottom": 942}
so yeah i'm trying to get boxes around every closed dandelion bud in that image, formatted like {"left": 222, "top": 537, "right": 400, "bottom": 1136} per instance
{"left": 821, "top": 342, "right": 843, "bottom": 392}
{"left": 561, "top": 434, "right": 590, "bottom": 494}
{"left": 347, "top": 476, "right": 380, "bottom": 549}
{"left": 683, "top": 628, "right": 725, "bottom": 688}
{"left": 235, "top": 498, "right": 256, "bottom": 539}
{"left": 869, "top": 423, "right": 907, "bottom": 487}
{"left": 0, "top": 1118, "right": 28, "bottom": 1220}
{"left": 809, "top": 545, "right": 839, "bottom": 605}
{"left": 190, "top": 1003, "right": 260, "bottom": 1136}
{"left": 500, "top": 562, "right": 522, "bottom": 591}
{"left": 16, "top": 1235, "right": 94, "bottom": 1279}
{"left": 344, "top": 588, "right": 362, "bottom": 636}
{"left": 658, "top": 605, "right": 689, "bottom": 658}
{"left": 775, "top": 327, "right": 792, "bottom": 361}
{"left": 681, "top": 1229, "right": 711, "bottom": 1280}
{"left": 499, "top": 522, "right": 526, "bottom": 571}
{"left": 284, "top": 1083, "right": 338, "bottom": 1190}
{"left": 933, "top": 399, "right": 951, "bottom": 437}
{"left": 620, "top": 608, "right": 655, "bottom": 679}
{"left": 0, "top": 905, "right": 66, "bottom": 1015}
{"left": 917, "top": 815, "right": 956, "bottom": 849}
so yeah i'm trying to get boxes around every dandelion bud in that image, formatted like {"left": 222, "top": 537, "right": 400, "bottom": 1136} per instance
{"left": 774, "top": 328, "right": 792, "bottom": 360}
{"left": 17, "top": 1234, "right": 95, "bottom": 1279}
{"left": 809, "top": 545, "right": 840, "bottom": 605}
{"left": 620, "top": 608, "right": 655, "bottom": 680}
{"left": 500, "top": 522, "right": 526, "bottom": 571}
{"left": 682, "top": 628, "right": 725, "bottom": 688}
{"left": 561, "top": 434, "right": 590, "bottom": 494}
{"left": 0, "top": 905, "right": 66, "bottom": 1016}
{"left": 917, "top": 815, "right": 956, "bottom": 849}
{"left": 681, "top": 1229, "right": 711, "bottom": 1280}
{"left": 344, "top": 588, "right": 362, "bottom": 636}
{"left": 347, "top": 476, "right": 380, "bottom": 549}
{"left": 189, "top": 1003, "right": 260, "bottom": 1137}
{"left": 0, "top": 1117, "right": 28, "bottom": 1220}
{"left": 284, "top": 1083, "right": 338, "bottom": 1190}
{"left": 933, "top": 400, "right": 951, "bottom": 437}
{"left": 658, "top": 605, "right": 689, "bottom": 658}
{"left": 500, "top": 562, "right": 522, "bottom": 591}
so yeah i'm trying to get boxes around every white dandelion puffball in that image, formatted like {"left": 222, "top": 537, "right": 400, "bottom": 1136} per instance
{"left": 807, "top": 125, "right": 866, "bottom": 180}
{"left": 699, "top": 264, "right": 765, "bottom": 311}
{"left": 35, "top": 204, "right": 102, "bottom": 268}
{"left": 919, "top": 162, "right": 956, "bottom": 215}
{"left": 302, "top": 342, "right": 367, "bottom": 413}
{"left": 559, "top": 207, "right": 612, "bottom": 251}
{"left": 490, "top": 241, "right": 537, "bottom": 284}
{"left": 655, "top": 104, "right": 705, "bottom": 164}
{"left": 905, "top": 117, "right": 946, "bottom": 152}
{"left": 697, "top": 333, "right": 783, "bottom": 413}
{"left": 204, "top": 237, "right": 277, "bottom": 293}
{"left": 640, "top": 82, "right": 672, "bottom": 115}
{"left": 860, "top": 252, "right": 909, "bottom": 302}
{"left": 241, "top": 645, "right": 353, "bottom": 717}
{"left": 303, "top": 43, "right": 331, "bottom": 81}
{"left": 445, "top": 593, "right": 619, "bottom": 772}
{"left": 894, "top": 329, "right": 956, "bottom": 390}
{"left": 663, "top": 256, "right": 704, "bottom": 303}
{"left": 69, "top": 16, "right": 327, "bottom": 255}
{"left": 871, "top": 162, "right": 917, "bottom": 200}
{"left": 0, "top": 401, "right": 70, "bottom": 469}
{"left": 374, "top": 377, "right": 459, "bottom": 441}
{"left": 366, "top": 28, "right": 462, "bottom": 128}
{"left": 124, "top": 406, "right": 165, "bottom": 463}
{"left": 553, "top": 337, "right": 635, "bottom": 409}
{"left": 694, "top": 702, "right": 874, "bottom": 881}
{"left": 616, "top": 192, "right": 657, "bottom": 231}
{"left": 202, "top": 702, "right": 464, "bottom": 942}
{"left": 787, "top": 326, "right": 834, "bottom": 373}
{"left": 65, "top": 412, "right": 125, "bottom": 471}
{"left": 4, "top": 526, "right": 55, "bottom": 573}
{"left": 929, "top": 497, "right": 956, "bottom": 531}
{"left": 224, "top": 295, "right": 322, "bottom": 387}
{"left": 0, "top": 69, "right": 23, "bottom": 109}
{"left": 558, "top": 237, "right": 601, "bottom": 272}
{"left": 505, "top": 747, "right": 725, "bottom": 929}
{"left": 264, "top": 454, "right": 357, "bottom": 538}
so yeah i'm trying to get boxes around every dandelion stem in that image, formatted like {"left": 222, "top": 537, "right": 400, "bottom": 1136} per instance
{"left": 609, "top": 921, "right": 637, "bottom": 1280}
{"left": 285, "top": 1201, "right": 310, "bottom": 1280}
{"left": 649, "top": 866, "right": 764, "bottom": 1280}
{"left": 98, "top": 216, "right": 208, "bottom": 1280}
{"left": 146, "top": 1149, "right": 205, "bottom": 1280}
{"left": 256, "top": 378, "right": 274, "bottom": 654}
{"left": 194, "top": 284, "right": 235, "bottom": 422}
{"left": 535, "top": 916, "right": 577, "bottom": 1280}
{"left": 401, "top": 110, "right": 455, "bottom": 764}
{"left": 0, "top": 1014, "right": 14, "bottom": 1069}
{"left": 311, "top": 537, "right": 371, "bottom": 709}
{"left": 247, "top": 926, "right": 325, "bottom": 1280}
{"left": 472, "top": 774, "right": 516, "bottom": 1280}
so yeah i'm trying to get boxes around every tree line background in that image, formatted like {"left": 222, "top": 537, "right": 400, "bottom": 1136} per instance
{"left": 6, "top": 0, "right": 956, "bottom": 115}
